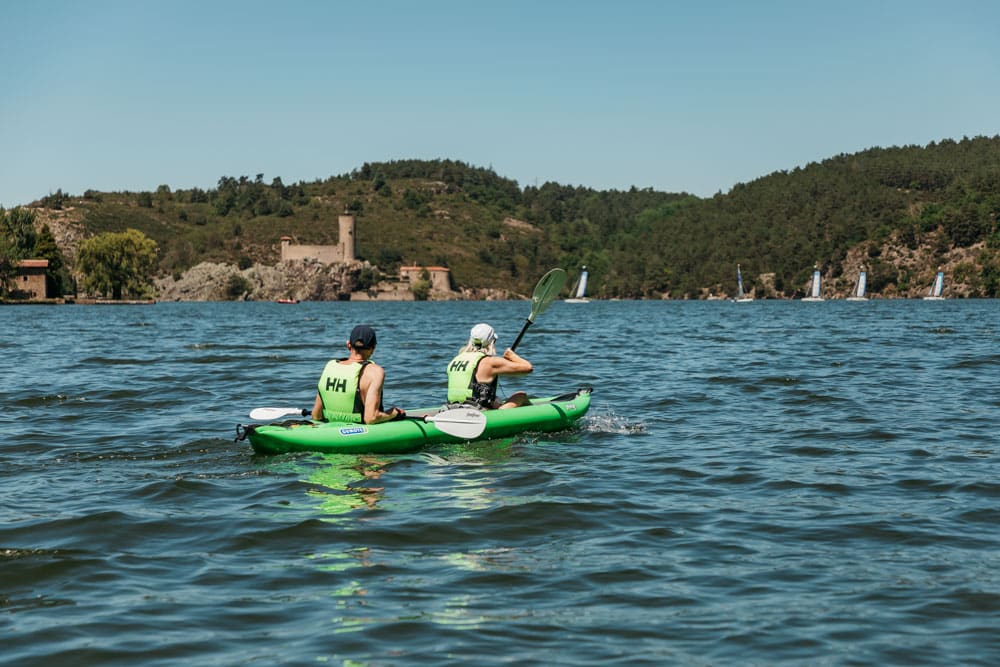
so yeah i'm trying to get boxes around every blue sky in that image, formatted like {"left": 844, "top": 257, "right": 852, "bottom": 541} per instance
{"left": 2, "top": 0, "right": 998, "bottom": 207}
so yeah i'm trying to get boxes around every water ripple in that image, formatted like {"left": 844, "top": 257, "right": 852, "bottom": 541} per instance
{"left": 1, "top": 300, "right": 998, "bottom": 665}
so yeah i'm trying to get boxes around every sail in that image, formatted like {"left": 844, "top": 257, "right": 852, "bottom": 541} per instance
{"left": 856, "top": 271, "right": 867, "bottom": 298}
{"left": 737, "top": 265, "right": 744, "bottom": 298}
{"left": 931, "top": 271, "right": 944, "bottom": 297}
{"left": 575, "top": 269, "right": 588, "bottom": 299}
{"left": 565, "top": 266, "right": 590, "bottom": 302}
{"left": 810, "top": 270, "right": 821, "bottom": 298}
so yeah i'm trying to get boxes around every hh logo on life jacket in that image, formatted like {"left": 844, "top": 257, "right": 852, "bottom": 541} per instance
{"left": 449, "top": 360, "right": 469, "bottom": 372}
{"left": 325, "top": 377, "right": 348, "bottom": 393}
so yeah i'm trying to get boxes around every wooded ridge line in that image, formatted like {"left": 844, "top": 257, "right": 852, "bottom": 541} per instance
{"left": 8, "top": 136, "right": 1000, "bottom": 300}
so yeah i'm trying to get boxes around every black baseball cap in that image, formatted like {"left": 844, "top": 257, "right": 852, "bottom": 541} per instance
{"left": 349, "top": 325, "right": 377, "bottom": 349}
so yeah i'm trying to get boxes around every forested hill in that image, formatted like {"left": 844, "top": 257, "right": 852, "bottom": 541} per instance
{"left": 26, "top": 136, "right": 1000, "bottom": 298}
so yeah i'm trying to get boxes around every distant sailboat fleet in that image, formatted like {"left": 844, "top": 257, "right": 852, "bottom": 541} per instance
{"left": 557, "top": 264, "right": 949, "bottom": 301}
{"left": 799, "top": 265, "right": 945, "bottom": 301}
{"left": 728, "top": 264, "right": 947, "bottom": 301}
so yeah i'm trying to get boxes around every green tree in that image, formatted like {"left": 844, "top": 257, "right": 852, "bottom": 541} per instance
{"left": 2, "top": 206, "right": 37, "bottom": 254}
{"left": 225, "top": 274, "right": 250, "bottom": 300}
{"left": 77, "top": 229, "right": 159, "bottom": 300}
{"left": 0, "top": 207, "right": 37, "bottom": 294}
{"left": 355, "top": 266, "right": 379, "bottom": 291}
{"left": 411, "top": 278, "right": 430, "bottom": 301}
{"left": 32, "top": 224, "right": 70, "bottom": 296}
{"left": 0, "top": 235, "right": 17, "bottom": 296}
{"left": 41, "top": 189, "right": 66, "bottom": 209}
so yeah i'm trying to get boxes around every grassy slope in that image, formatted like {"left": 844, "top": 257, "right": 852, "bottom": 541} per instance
{"left": 67, "top": 178, "right": 546, "bottom": 292}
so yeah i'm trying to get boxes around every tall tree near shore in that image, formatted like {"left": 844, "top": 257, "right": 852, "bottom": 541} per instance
{"left": 77, "top": 229, "right": 159, "bottom": 300}
{"left": 32, "top": 224, "right": 70, "bottom": 296}
{"left": 2, "top": 206, "right": 38, "bottom": 255}
{"left": 0, "top": 235, "right": 16, "bottom": 296}
{"left": 0, "top": 207, "right": 38, "bottom": 295}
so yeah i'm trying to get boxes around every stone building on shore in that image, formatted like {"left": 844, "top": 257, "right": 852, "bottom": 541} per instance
{"left": 11, "top": 259, "right": 49, "bottom": 300}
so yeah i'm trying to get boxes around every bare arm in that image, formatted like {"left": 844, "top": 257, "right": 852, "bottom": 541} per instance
{"left": 477, "top": 349, "right": 532, "bottom": 382}
{"left": 311, "top": 393, "right": 324, "bottom": 420}
{"left": 360, "top": 364, "right": 404, "bottom": 424}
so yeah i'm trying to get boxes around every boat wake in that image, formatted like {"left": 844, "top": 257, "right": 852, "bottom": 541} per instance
{"left": 583, "top": 411, "right": 646, "bottom": 435}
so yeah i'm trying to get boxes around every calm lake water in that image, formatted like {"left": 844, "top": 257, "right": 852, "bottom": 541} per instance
{"left": 2, "top": 299, "right": 998, "bottom": 666}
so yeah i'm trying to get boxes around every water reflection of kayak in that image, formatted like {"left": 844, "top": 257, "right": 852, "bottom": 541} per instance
{"left": 240, "top": 388, "right": 592, "bottom": 456}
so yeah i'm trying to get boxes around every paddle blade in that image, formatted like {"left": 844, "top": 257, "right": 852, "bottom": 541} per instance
{"left": 249, "top": 407, "right": 308, "bottom": 420}
{"left": 529, "top": 268, "right": 567, "bottom": 321}
{"left": 426, "top": 406, "right": 487, "bottom": 439}
{"left": 510, "top": 267, "right": 567, "bottom": 351}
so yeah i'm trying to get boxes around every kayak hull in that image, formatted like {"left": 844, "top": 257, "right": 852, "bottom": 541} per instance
{"left": 243, "top": 388, "right": 592, "bottom": 455}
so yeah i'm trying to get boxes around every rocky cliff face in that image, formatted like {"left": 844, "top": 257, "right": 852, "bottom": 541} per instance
{"left": 31, "top": 207, "right": 87, "bottom": 264}
{"left": 153, "top": 260, "right": 517, "bottom": 301}
{"left": 829, "top": 233, "right": 985, "bottom": 299}
{"left": 154, "top": 259, "right": 364, "bottom": 301}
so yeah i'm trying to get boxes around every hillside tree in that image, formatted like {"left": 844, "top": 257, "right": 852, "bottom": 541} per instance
{"left": 77, "top": 228, "right": 159, "bottom": 299}
{"left": 32, "top": 224, "right": 71, "bottom": 296}
{"left": 0, "top": 207, "right": 37, "bottom": 295}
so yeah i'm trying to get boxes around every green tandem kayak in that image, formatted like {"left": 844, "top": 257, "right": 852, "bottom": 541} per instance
{"left": 238, "top": 387, "right": 592, "bottom": 456}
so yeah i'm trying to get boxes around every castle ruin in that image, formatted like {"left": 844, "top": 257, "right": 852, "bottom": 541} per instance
{"left": 278, "top": 213, "right": 453, "bottom": 298}
{"left": 280, "top": 213, "right": 356, "bottom": 264}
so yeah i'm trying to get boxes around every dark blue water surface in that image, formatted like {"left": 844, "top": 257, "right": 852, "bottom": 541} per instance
{"left": 2, "top": 299, "right": 998, "bottom": 666}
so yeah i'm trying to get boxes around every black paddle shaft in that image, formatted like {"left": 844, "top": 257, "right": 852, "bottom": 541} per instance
{"left": 509, "top": 317, "right": 532, "bottom": 352}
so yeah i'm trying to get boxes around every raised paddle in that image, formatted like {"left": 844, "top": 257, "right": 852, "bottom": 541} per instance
{"left": 509, "top": 268, "right": 567, "bottom": 351}
{"left": 247, "top": 405, "right": 487, "bottom": 439}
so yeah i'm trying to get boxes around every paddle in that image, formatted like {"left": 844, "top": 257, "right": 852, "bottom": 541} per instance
{"left": 247, "top": 405, "right": 487, "bottom": 439}
{"left": 509, "top": 268, "right": 567, "bottom": 351}
{"left": 249, "top": 407, "right": 309, "bottom": 420}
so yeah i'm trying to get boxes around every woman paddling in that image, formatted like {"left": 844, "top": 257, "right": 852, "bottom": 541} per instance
{"left": 446, "top": 323, "right": 532, "bottom": 410}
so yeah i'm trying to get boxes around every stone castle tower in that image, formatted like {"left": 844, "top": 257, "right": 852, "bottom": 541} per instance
{"left": 280, "top": 213, "right": 356, "bottom": 264}
{"left": 337, "top": 213, "right": 354, "bottom": 262}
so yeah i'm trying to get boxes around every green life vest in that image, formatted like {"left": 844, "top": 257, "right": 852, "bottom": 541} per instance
{"left": 317, "top": 359, "right": 368, "bottom": 423}
{"left": 447, "top": 351, "right": 496, "bottom": 406}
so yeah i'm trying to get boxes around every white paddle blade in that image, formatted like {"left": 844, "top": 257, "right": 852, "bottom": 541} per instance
{"left": 427, "top": 407, "right": 487, "bottom": 439}
{"left": 249, "top": 407, "right": 307, "bottom": 420}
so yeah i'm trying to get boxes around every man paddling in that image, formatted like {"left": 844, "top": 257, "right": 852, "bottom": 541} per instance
{"left": 447, "top": 323, "right": 532, "bottom": 409}
{"left": 312, "top": 325, "right": 405, "bottom": 424}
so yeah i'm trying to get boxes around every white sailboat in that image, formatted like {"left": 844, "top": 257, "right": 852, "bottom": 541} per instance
{"left": 733, "top": 264, "right": 753, "bottom": 302}
{"left": 801, "top": 266, "right": 824, "bottom": 301}
{"left": 565, "top": 266, "right": 590, "bottom": 303}
{"left": 846, "top": 269, "right": 868, "bottom": 301}
{"left": 923, "top": 270, "right": 945, "bottom": 300}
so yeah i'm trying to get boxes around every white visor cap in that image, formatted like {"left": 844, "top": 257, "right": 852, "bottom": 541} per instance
{"left": 470, "top": 323, "right": 497, "bottom": 347}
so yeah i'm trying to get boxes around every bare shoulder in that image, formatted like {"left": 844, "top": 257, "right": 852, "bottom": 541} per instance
{"left": 481, "top": 354, "right": 503, "bottom": 369}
